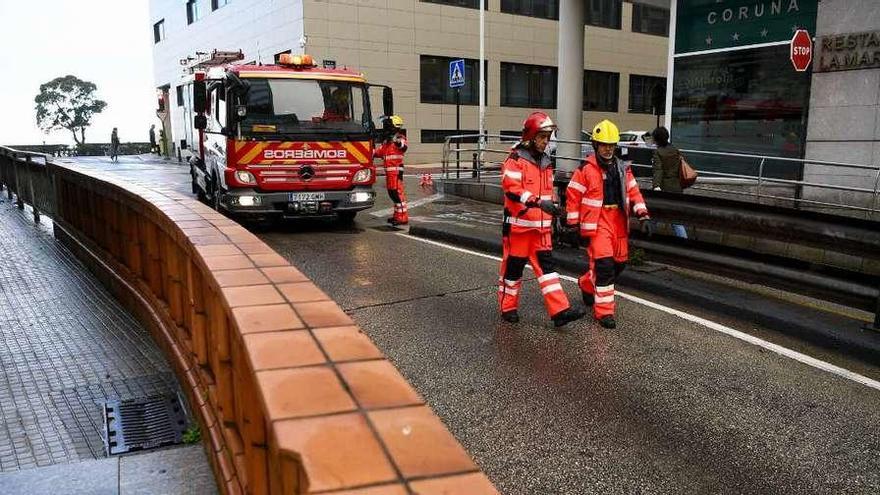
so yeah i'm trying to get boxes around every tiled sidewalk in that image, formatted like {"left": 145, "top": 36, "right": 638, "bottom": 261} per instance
{"left": 0, "top": 199, "right": 179, "bottom": 473}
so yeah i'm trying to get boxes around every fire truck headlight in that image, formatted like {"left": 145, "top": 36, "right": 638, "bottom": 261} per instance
{"left": 236, "top": 170, "right": 256, "bottom": 184}
{"left": 350, "top": 192, "right": 372, "bottom": 203}
{"left": 237, "top": 195, "right": 261, "bottom": 207}
{"left": 352, "top": 168, "right": 372, "bottom": 183}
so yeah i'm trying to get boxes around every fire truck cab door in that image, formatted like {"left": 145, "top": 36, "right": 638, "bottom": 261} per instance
{"left": 205, "top": 82, "right": 229, "bottom": 188}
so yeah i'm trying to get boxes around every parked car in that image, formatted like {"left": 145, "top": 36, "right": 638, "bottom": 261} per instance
{"left": 618, "top": 131, "right": 654, "bottom": 147}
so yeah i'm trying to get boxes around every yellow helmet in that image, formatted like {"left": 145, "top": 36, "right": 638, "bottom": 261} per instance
{"left": 389, "top": 115, "right": 404, "bottom": 127}
{"left": 591, "top": 119, "right": 620, "bottom": 144}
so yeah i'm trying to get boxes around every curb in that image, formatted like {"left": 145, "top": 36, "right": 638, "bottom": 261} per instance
{"left": 408, "top": 224, "right": 880, "bottom": 366}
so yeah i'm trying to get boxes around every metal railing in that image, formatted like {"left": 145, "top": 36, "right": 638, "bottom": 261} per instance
{"left": 0, "top": 146, "right": 56, "bottom": 222}
{"left": 441, "top": 134, "right": 880, "bottom": 220}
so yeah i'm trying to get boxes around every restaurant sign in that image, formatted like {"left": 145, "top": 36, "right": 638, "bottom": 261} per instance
{"left": 816, "top": 31, "right": 880, "bottom": 72}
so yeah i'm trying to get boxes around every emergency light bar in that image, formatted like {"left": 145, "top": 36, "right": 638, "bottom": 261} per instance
{"left": 278, "top": 53, "right": 316, "bottom": 68}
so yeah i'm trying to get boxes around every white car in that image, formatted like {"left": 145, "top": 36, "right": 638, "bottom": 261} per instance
{"left": 618, "top": 130, "right": 654, "bottom": 147}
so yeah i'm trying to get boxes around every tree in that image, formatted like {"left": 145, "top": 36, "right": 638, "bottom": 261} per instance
{"left": 34, "top": 75, "right": 107, "bottom": 145}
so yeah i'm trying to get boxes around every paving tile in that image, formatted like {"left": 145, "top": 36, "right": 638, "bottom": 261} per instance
{"left": 277, "top": 282, "right": 330, "bottom": 303}
{"left": 203, "top": 255, "right": 255, "bottom": 271}
{"left": 368, "top": 406, "right": 476, "bottom": 479}
{"left": 0, "top": 456, "right": 119, "bottom": 494}
{"left": 195, "top": 244, "right": 242, "bottom": 257}
{"left": 243, "top": 331, "right": 326, "bottom": 370}
{"left": 221, "top": 285, "right": 285, "bottom": 308}
{"left": 213, "top": 268, "right": 270, "bottom": 288}
{"left": 337, "top": 360, "right": 423, "bottom": 409}
{"left": 260, "top": 266, "right": 309, "bottom": 284}
{"left": 256, "top": 366, "right": 356, "bottom": 420}
{"left": 407, "top": 472, "right": 499, "bottom": 495}
{"left": 119, "top": 445, "right": 218, "bottom": 495}
{"left": 248, "top": 253, "right": 289, "bottom": 268}
{"left": 312, "top": 326, "right": 385, "bottom": 362}
{"left": 324, "top": 484, "right": 408, "bottom": 495}
{"left": 293, "top": 301, "right": 354, "bottom": 328}
{"left": 273, "top": 413, "right": 396, "bottom": 492}
{"left": 232, "top": 304, "right": 304, "bottom": 333}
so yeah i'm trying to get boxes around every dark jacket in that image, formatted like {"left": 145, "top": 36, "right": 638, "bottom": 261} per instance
{"left": 652, "top": 144, "right": 682, "bottom": 193}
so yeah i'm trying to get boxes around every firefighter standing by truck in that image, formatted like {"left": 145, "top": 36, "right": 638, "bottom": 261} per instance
{"left": 565, "top": 120, "right": 651, "bottom": 329}
{"left": 499, "top": 112, "right": 585, "bottom": 328}
{"left": 374, "top": 115, "right": 409, "bottom": 225}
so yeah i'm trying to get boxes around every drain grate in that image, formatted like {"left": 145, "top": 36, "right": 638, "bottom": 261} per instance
{"left": 102, "top": 394, "right": 188, "bottom": 455}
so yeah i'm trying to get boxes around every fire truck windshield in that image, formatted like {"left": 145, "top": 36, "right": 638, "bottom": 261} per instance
{"left": 241, "top": 78, "right": 369, "bottom": 136}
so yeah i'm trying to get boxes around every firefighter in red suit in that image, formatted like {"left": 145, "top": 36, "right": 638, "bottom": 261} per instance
{"left": 499, "top": 112, "right": 585, "bottom": 328}
{"left": 565, "top": 119, "right": 651, "bottom": 329}
{"left": 374, "top": 115, "right": 409, "bottom": 225}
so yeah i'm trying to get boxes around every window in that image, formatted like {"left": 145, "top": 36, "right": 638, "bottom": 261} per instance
{"left": 629, "top": 75, "right": 666, "bottom": 114}
{"left": 211, "top": 0, "right": 229, "bottom": 10}
{"left": 501, "top": 0, "right": 558, "bottom": 20}
{"left": 421, "top": 129, "right": 480, "bottom": 143}
{"left": 186, "top": 0, "right": 202, "bottom": 24}
{"left": 584, "top": 70, "right": 619, "bottom": 112}
{"left": 420, "top": 0, "right": 486, "bottom": 9}
{"left": 420, "top": 55, "right": 486, "bottom": 105}
{"left": 500, "top": 62, "right": 557, "bottom": 108}
{"left": 153, "top": 20, "right": 165, "bottom": 43}
{"left": 632, "top": 4, "right": 669, "bottom": 37}
{"left": 274, "top": 50, "right": 291, "bottom": 64}
{"left": 585, "top": 0, "right": 621, "bottom": 29}
{"left": 176, "top": 86, "right": 184, "bottom": 107}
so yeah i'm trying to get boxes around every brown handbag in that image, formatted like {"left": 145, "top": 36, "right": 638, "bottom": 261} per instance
{"left": 679, "top": 154, "right": 698, "bottom": 189}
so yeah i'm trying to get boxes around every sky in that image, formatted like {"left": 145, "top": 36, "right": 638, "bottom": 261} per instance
{"left": 0, "top": 0, "right": 156, "bottom": 146}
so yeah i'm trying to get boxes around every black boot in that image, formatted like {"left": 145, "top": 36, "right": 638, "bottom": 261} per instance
{"left": 582, "top": 292, "right": 594, "bottom": 307}
{"left": 501, "top": 310, "right": 520, "bottom": 323}
{"left": 598, "top": 316, "right": 616, "bottom": 329}
{"left": 552, "top": 307, "right": 585, "bottom": 328}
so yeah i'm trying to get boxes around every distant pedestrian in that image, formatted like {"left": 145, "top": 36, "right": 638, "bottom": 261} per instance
{"left": 650, "top": 126, "right": 687, "bottom": 239}
{"left": 149, "top": 124, "right": 158, "bottom": 154}
{"left": 110, "top": 128, "right": 120, "bottom": 162}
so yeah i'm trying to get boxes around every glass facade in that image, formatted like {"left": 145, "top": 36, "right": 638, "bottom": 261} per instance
{"left": 672, "top": 45, "right": 812, "bottom": 177}
{"left": 420, "top": 56, "right": 485, "bottom": 105}
{"left": 500, "top": 62, "right": 557, "bottom": 108}
{"left": 501, "top": 0, "right": 559, "bottom": 20}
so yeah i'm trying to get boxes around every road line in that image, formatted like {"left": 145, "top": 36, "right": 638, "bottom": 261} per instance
{"left": 398, "top": 233, "right": 880, "bottom": 392}
{"left": 370, "top": 193, "right": 445, "bottom": 217}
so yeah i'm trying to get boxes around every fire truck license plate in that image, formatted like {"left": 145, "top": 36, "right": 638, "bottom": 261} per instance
{"left": 288, "top": 192, "right": 325, "bottom": 201}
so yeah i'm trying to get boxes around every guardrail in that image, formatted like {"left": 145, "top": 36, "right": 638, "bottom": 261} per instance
{"left": 0, "top": 148, "right": 55, "bottom": 222}
{"left": 0, "top": 146, "right": 498, "bottom": 495}
{"left": 441, "top": 134, "right": 880, "bottom": 220}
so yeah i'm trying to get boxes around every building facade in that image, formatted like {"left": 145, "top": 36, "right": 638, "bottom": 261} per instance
{"left": 150, "top": 0, "right": 669, "bottom": 163}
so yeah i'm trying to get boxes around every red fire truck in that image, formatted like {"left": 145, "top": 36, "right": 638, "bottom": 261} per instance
{"left": 177, "top": 50, "right": 394, "bottom": 222}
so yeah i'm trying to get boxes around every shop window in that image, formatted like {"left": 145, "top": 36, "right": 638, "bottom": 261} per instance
{"left": 420, "top": 55, "right": 486, "bottom": 105}
{"left": 632, "top": 3, "right": 669, "bottom": 37}
{"left": 629, "top": 75, "right": 665, "bottom": 114}
{"left": 420, "top": 0, "right": 487, "bottom": 9}
{"left": 585, "top": 0, "right": 621, "bottom": 29}
{"left": 501, "top": 62, "right": 557, "bottom": 108}
{"left": 153, "top": 20, "right": 165, "bottom": 43}
{"left": 501, "top": 0, "right": 559, "bottom": 20}
{"left": 584, "top": 70, "right": 619, "bottom": 112}
{"left": 421, "top": 129, "right": 480, "bottom": 143}
{"left": 176, "top": 86, "right": 184, "bottom": 107}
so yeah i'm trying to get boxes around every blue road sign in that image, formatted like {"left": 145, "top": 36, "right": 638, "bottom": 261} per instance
{"left": 449, "top": 59, "right": 465, "bottom": 89}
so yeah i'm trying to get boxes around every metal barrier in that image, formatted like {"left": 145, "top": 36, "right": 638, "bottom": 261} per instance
{"left": 441, "top": 134, "right": 880, "bottom": 219}
{"left": 0, "top": 146, "right": 55, "bottom": 222}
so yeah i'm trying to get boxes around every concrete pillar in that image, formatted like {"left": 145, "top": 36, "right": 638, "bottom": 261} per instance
{"left": 556, "top": 0, "right": 585, "bottom": 176}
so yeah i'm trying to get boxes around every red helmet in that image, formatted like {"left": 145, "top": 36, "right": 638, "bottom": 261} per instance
{"left": 521, "top": 112, "right": 557, "bottom": 142}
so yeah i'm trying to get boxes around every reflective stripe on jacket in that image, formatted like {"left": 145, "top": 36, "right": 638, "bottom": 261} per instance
{"left": 565, "top": 154, "right": 648, "bottom": 236}
{"left": 374, "top": 133, "right": 408, "bottom": 168}
{"left": 501, "top": 147, "right": 556, "bottom": 234}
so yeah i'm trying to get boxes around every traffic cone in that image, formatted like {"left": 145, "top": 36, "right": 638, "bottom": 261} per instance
{"left": 419, "top": 173, "right": 434, "bottom": 188}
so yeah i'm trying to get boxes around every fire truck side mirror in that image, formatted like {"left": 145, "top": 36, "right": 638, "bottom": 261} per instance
{"left": 193, "top": 80, "right": 208, "bottom": 114}
{"left": 382, "top": 87, "right": 393, "bottom": 117}
{"left": 194, "top": 115, "right": 208, "bottom": 130}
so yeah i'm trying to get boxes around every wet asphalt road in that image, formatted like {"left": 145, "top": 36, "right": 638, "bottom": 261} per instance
{"left": 79, "top": 156, "right": 880, "bottom": 494}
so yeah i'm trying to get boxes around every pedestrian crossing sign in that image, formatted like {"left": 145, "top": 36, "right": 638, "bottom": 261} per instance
{"left": 449, "top": 59, "right": 465, "bottom": 89}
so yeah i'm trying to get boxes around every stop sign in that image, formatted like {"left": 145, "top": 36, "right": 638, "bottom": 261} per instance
{"left": 790, "top": 29, "right": 813, "bottom": 72}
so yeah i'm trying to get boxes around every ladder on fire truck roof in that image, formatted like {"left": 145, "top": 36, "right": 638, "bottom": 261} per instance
{"left": 182, "top": 49, "right": 244, "bottom": 72}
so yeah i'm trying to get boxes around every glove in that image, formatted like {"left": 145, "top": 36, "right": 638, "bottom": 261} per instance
{"left": 538, "top": 199, "right": 560, "bottom": 216}
{"left": 640, "top": 218, "right": 655, "bottom": 237}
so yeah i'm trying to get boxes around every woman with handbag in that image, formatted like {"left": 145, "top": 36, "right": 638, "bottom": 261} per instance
{"left": 651, "top": 126, "right": 689, "bottom": 238}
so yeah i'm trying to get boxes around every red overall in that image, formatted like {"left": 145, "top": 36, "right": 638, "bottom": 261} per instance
{"left": 374, "top": 133, "right": 409, "bottom": 224}
{"left": 499, "top": 148, "right": 572, "bottom": 318}
{"left": 566, "top": 155, "right": 648, "bottom": 319}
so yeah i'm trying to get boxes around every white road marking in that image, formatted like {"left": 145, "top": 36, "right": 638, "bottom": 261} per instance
{"left": 369, "top": 193, "right": 445, "bottom": 217}
{"left": 397, "top": 233, "right": 880, "bottom": 392}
